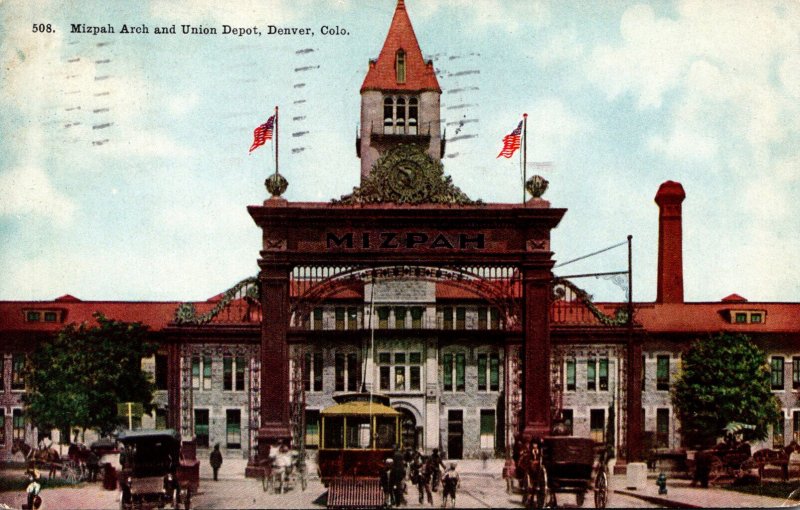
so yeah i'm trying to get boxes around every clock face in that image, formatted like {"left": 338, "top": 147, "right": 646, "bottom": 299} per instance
{"left": 388, "top": 159, "right": 427, "bottom": 202}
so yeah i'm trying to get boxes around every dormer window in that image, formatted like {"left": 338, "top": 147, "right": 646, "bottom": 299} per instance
{"left": 395, "top": 50, "right": 406, "bottom": 84}
{"left": 382, "top": 95, "right": 420, "bottom": 135}
{"left": 727, "top": 309, "right": 766, "bottom": 324}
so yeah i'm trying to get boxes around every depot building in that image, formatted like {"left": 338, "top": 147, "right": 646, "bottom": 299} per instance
{"left": 2, "top": 0, "right": 799, "bottom": 471}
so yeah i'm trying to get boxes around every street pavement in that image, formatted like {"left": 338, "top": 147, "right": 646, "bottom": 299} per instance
{"left": 0, "top": 457, "right": 795, "bottom": 508}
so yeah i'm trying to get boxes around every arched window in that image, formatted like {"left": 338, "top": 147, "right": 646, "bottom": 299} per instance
{"left": 396, "top": 50, "right": 406, "bottom": 84}
{"left": 384, "top": 96, "right": 394, "bottom": 134}
{"left": 408, "top": 97, "right": 418, "bottom": 135}
{"left": 395, "top": 97, "right": 406, "bottom": 134}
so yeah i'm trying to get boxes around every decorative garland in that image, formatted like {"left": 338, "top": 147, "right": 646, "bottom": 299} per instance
{"left": 173, "top": 276, "right": 260, "bottom": 325}
{"left": 552, "top": 277, "right": 631, "bottom": 326}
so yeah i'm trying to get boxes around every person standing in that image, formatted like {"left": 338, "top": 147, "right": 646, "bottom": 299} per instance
{"left": 429, "top": 448, "right": 445, "bottom": 492}
{"left": 22, "top": 470, "right": 41, "bottom": 510}
{"left": 380, "top": 458, "right": 395, "bottom": 507}
{"left": 441, "top": 463, "right": 460, "bottom": 508}
{"left": 209, "top": 444, "right": 223, "bottom": 481}
{"left": 416, "top": 457, "right": 434, "bottom": 505}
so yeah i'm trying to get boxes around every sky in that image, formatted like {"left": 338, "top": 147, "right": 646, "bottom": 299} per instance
{"left": 1, "top": 0, "right": 799, "bottom": 304}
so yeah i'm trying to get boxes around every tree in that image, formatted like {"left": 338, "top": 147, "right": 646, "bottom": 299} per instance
{"left": 672, "top": 333, "right": 781, "bottom": 447}
{"left": 23, "top": 313, "right": 157, "bottom": 437}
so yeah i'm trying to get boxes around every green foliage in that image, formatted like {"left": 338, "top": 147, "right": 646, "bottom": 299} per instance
{"left": 672, "top": 333, "right": 781, "bottom": 447}
{"left": 23, "top": 313, "right": 157, "bottom": 436}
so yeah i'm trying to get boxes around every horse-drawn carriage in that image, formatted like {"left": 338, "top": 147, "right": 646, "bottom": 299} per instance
{"left": 258, "top": 444, "right": 308, "bottom": 494}
{"left": 511, "top": 437, "right": 609, "bottom": 509}
{"left": 317, "top": 392, "right": 401, "bottom": 508}
{"left": 118, "top": 429, "right": 198, "bottom": 510}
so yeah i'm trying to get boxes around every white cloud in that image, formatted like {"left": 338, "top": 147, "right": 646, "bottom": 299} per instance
{"left": 412, "top": 0, "right": 551, "bottom": 31}
{"left": 0, "top": 164, "right": 77, "bottom": 224}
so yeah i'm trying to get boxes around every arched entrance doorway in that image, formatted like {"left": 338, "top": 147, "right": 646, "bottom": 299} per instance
{"left": 397, "top": 407, "right": 418, "bottom": 451}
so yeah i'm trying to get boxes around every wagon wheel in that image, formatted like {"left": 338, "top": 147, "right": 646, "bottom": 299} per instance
{"left": 262, "top": 468, "right": 271, "bottom": 492}
{"left": 593, "top": 469, "right": 608, "bottom": 508}
{"left": 576, "top": 490, "right": 585, "bottom": 507}
{"left": 533, "top": 465, "right": 548, "bottom": 509}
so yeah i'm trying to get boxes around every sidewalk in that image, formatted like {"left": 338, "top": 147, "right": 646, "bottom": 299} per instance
{"left": 613, "top": 475, "right": 799, "bottom": 508}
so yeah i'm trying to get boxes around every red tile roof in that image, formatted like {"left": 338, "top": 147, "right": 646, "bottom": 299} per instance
{"left": 360, "top": 0, "right": 441, "bottom": 93}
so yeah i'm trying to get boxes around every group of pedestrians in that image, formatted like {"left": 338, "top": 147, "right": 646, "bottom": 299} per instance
{"left": 380, "top": 447, "right": 461, "bottom": 508}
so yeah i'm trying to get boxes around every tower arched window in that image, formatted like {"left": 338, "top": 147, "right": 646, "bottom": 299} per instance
{"left": 384, "top": 97, "right": 394, "bottom": 134}
{"left": 396, "top": 50, "right": 406, "bottom": 84}
{"left": 381, "top": 95, "right": 419, "bottom": 135}
{"left": 395, "top": 97, "right": 406, "bottom": 135}
{"left": 408, "top": 98, "right": 418, "bottom": 135}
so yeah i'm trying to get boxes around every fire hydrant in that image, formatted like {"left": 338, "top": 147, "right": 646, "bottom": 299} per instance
{"left": 656, "top": 472, "right": 667, "bottom": 495}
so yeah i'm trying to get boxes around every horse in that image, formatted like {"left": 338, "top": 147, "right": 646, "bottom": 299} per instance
{"left": 12, "top": 439, "right": 61, "bottom": 479}
{"left": 516, "top": 441, "right": 547, "bottom": 509}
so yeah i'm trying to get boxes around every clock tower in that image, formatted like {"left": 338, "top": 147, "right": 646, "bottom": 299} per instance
{"left": 357, "top": 0, "right": 443, "bottom": 183}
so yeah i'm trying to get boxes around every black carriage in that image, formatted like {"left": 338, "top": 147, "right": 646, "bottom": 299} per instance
{"left": 118, "top": 429, "right": 196, "bottom": 510}
{"left": 519, "top": 437, "right": 609, "bottom": 509}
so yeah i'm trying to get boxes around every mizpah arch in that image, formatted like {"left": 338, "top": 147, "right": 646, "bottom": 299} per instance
{"left": 248, "top": 169, "right": 565, "bottom": 460}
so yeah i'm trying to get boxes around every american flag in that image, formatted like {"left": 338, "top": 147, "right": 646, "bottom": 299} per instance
{"left": 249, "top": 115, "right": 275, "bottom": 153}
{"left": 496, "top": 120, "right": 522, "bottom": 158}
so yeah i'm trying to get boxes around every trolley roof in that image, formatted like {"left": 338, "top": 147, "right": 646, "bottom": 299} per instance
{"left": 321, "top": 400, "right": 401, "bottom": 417}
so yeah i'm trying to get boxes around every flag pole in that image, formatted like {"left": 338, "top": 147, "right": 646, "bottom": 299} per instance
{"left": 522, "top": 113, "right": 528, "bottom": 204}
{"left": 274, "top": 106, "right": 279, "bottom": 177}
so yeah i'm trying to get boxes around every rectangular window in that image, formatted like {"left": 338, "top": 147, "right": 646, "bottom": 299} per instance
{"left": 395, "top": 366, "right": 406, "bottom": 391}
{"left": 443, "top": 353, "right": 453, "bottom": 391}
{"left": 751, "top": 313, "right": 763, "bottom": 323}
{"left": 490, "top": 354, "right": 500, "bottom": 391}
{"left": 642, "top": 355, "right": 646, "bottom": 391}
{"left": 590, "top": 409, "right": 605, "bottom": 443}
{"left": 377, "top": 307, "right": 390, "bottom": 329}
{"left": 794, "top": 357, "right": 800, "bottom": 390}
{"left": 348, "top": 353, "right": 360, "bottom": 391}
{"left": 478, "top": 307, "right": 488, "bottom": 329}
{"left": 410, "top": 365, "right": 421, "bottom": 391}
{"left": 656, "top": 408, "right": 669, "bottom": 448}
{"left": 795, "top": 411, "right": 800, "bottom": 444}
{"left": 43, "top": 311, "right": 57, "bottom": 322}
{"left": 224, "top": 357, "right": 233, "bottom": 391}
{"left": 490, "top": 308, "right": 500, "bottom": 329}
{"left": 566, "top": 359, "right": 576, "bottom": 391}
{"left": 410, "top": 307, "right": 423, "bottom": 329}
{"left": 347, "top": 307, "right": 358, "bottom": 330}
{"left": 313, "top": 307, "right": 323, "bottom": 330}
{"left": 455, "top": 353, "right": 466, "bottom": 391}
{"left": 478, "top": 354, "right": 487, "bottom": 391}
{"left": 480, "top": 410, "right": 495, "bottom": 449}
{"left": 236, "top": 357, "right": 245, "bottom": 391}
{"left": 587, "top": 359, "right": 596, "bottom": 391}
{"left": 306, "top": 410, "right": 320, "bottom": 447}
{"left": 155, "top": 354, "right": 168, "bottom": 391}
{"left": 774, "top": 414, "right": 785, "bottom": 449}
{"left": 380, "top": 366, "right": 390, "bottom": 391}
{"left": 455, "top": 307, "right": 466, "bottom": 329}
{"left": 303, "top": 353, "right": 311, "bottom": 392}
{"left": 25, "top": 311, "right": 40, "bottom": 322}
{"left": 656, "top": 355, "right": 670, "bottom": 391}
{"left": 192, "top": 357, "right": 201, "bottom": 389}
{"left": 394, "top": 307, "right": 406, "bottom": 329}
{"left": 12, "top": 354, "right": 25, "bottom": 390}
{"left": 203, "top": 356, "right": 212, "bottom": 390}
{"left": 313, "top": 352, "right": 323, "bottom": 392}
{"left": 735, "top": 312, "right": 747, "bottom": 323}
{"left": 394, "top": 352, "right": 406, "bottom": 365}
{"left": 599, "top": 358, "right": 609, "bottom": 391}
{"left": 226, "top": 409, "right": 241, "bottom": 449}
{"left": 562, "top": 409, "right": 574, "bottom": 436}
{"left": 442, "top": 307, "right": 453, "bottom": 330}
{"left": 335, "top": 307, "right": 345, "bottom": 331}
{"left": 0, "top": 409, "right": 5, "bottom": 446}
{"left": 335, "top": 353, "right": 345, "bottom": 392}
{"left": 155, "top": 409, "right": 167, "bottom": 430}
{"left": 772, "top": 357, "right": 785, "bottom": 390}
{"left": 194, "top": 409, "right": 209, "bottom": 447}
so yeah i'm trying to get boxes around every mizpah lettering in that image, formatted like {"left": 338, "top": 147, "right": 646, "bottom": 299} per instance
{"left": 326, "top": 232, "right": 484, "bottom": 250}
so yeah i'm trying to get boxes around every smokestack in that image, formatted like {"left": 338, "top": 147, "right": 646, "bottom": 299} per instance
{"left": 655, "top": 181, "right": 686, "bottom": 304}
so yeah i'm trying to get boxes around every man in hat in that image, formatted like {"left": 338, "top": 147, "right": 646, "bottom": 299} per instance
{"left": 209, "top": 444, "right": 223, "bottom": 481}
{"left": 380, "top": 458, "right": 395, "bottom": 507}
{"left": 441, "top": 463, "right": 460, "bottom": 508}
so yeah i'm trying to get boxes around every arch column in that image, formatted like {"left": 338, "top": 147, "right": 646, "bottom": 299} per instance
{"left": 257, "top": 265, "right": 293, "bottom": 459}
{"left": 521, "top": 265, "right": 552, "bottom": 440}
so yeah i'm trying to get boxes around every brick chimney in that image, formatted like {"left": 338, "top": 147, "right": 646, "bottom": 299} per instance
{"left": 655, "top": 181, "right": 686, "bottom": 304}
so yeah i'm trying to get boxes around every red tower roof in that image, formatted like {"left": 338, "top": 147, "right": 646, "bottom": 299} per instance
{"left": 360, "top": 0, "right": 441, "bottom": 93}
